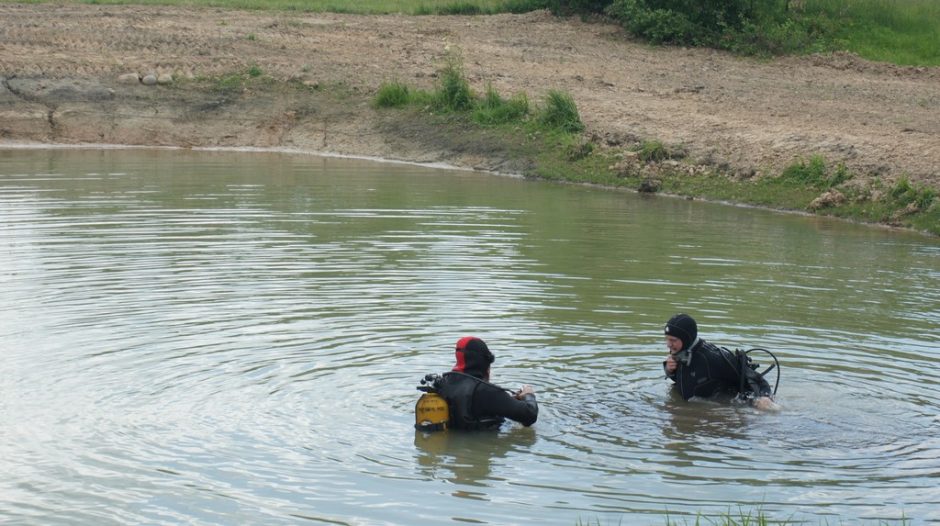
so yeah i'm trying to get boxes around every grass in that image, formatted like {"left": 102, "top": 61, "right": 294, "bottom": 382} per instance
{"left": 370, "top": 50, "right": 938, "bottom": 235}
{"left": 373, "top": 48, "right": 581, "bottom": 135}
{"left": 472, "top": 85, "right": 530, "bottom": 125}
{"left": 637, "top": 140, "right": 672, "bottom": 163}
{"left": 435, "top": 50, "right": 475, "bottom": 112}
{"left": 7, "top": 0, "right": 551, "bottom": 15}
{"left": 576, "top": 509, "right": 915, "bottom": 526}
{"left": 374, "top": 81, "right": 412, "bottom": 108}
{"left": 538, "top": 90, "right": 585, "bottom": 134}
{"left": 801, "top": 0, "right": 940, "bottom": 66}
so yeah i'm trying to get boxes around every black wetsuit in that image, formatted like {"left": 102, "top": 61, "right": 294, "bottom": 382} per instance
{"left": 436, "top": 372, "right": 538, "bottom": 430}
{"left": 664, "top": 339, "right": 772, "bottom": 401}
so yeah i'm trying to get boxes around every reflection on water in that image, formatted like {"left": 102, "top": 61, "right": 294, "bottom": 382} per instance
{"left": 414, "top": 428, "right": 538, "bottom": 489}
{"left": 1, "top": 147, "right": 938, "bottom": 525}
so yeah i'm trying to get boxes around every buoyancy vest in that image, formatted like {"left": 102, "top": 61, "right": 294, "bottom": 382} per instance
{"left": 436, "top": 372, "right": 505, "bottom": 431}
{"left": 670, "top": 340, "right": 772, "bottom": 401}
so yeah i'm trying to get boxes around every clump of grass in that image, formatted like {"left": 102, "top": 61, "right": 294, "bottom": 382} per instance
{"left": 207, "top": 65, "right": 274, "bottom": 95}
{"left": 372, "top": 47, "right": 581, "bottom": 136}
{"left": 472, "top": 85, "right": 530, "bottom": 124}
{"left": 537, "top": 89, "right": 584, "bottom": 133}
{"left": 434, "top": 2, "right": 484, "bottom": 15}
{"left": 779, "top": 155, "right": 854, "bottom": 190}
{"left": 779, "top": 154, "right": 831, "bottom": 187}
{"left": 637, "top": 140, "right": 670, "bottom": 162}
{"left": 829, "top": 161, "right": 851, "bottom": 187}
{"left": 566, "top": 140, "right": 595, "bottom": 161}
{"left": 413, "top": 0, "right": 550, "bottom": 15}
{"left": 216, "top": 73, "right": 244, "bottom": 92}
{"left": 374, "top": 81, "right": 412, "bottom": 108}
{"left": 434, "top": 50, "right": 474, "bottom": 112}
{"left": 890, "top": 175, "right": 936, "bottom": 210}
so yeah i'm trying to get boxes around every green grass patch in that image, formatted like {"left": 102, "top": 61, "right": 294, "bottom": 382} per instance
{"left": 659, "top": 156, "right": 939, "bottom": 234}
{"left": 636, "top": 140, "right": 670, "bottom": 162}
{"left": 802, "top": 0, "right": 940, "bottom": 66}
{"left": 472, "top": 85, "right": 530, "bottom": 125}
{"left": 574, "top": 507, "right": 917, "bottom": 526}
{"left": 371, "top": 47, "right": 580, "bottom": 136}
{"left": 537, "top": 90, "right": 585, "bottom": 134}
{"left": 189, "top": 66, "right": 277, "bottom": 95}
{"left": 374, "top": 81, "right": 412, "bottom": 108}
{"left": 434, "top": 51, "right": 475, "bottom": 112}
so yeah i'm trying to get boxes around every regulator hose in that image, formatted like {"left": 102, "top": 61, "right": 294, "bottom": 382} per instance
{"left": 745, "top": 347, "right": 780, "bottom": 396}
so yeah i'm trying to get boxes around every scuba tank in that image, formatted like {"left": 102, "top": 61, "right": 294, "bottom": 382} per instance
{"left": 415, "top": 374, "right": 449, "bottom": 432}
{"left": 732, "top": 347, "right": 781, "bottom": 396}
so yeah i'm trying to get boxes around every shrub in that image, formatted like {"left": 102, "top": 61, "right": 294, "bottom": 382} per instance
{"left": 606, "top": 0, "right": 795, "bottom": 48}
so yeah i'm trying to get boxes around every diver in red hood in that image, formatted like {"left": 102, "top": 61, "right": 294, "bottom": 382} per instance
{"left": 435, "top": 336, "right": 538, "bottom": 430}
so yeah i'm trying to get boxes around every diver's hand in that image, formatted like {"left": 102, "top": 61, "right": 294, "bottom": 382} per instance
{"left": 515, "top": 385, "right": 534, "bottom": 399}
{"left": 664, "top": 354, "right": 678, "bottom": 374}
{"left": 752, "top": 396, "right": 781, "bottom": 412}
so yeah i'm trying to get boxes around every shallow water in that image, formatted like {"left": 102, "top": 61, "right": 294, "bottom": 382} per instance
{"left": 1, "top": 148, "right": 938, "bottom": 525}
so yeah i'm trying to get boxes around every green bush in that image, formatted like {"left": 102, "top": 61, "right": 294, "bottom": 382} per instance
{"left": 605, "top": 0, "right": 806, "bottom": 50}
{"left": 538, "top": 90, "right": 584, "bottom": 133}
{"left": 608, "top": 0, "right": 697, "bottom": 44}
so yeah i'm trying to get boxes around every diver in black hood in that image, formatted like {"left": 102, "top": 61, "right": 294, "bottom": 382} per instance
{"left": 434, "top": 336, "right": 539, "bottom": 430}
{"left": 663, "top": 314, "right": 779, "bottom": 411}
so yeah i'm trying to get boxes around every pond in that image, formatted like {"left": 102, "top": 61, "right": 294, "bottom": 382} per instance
{"left": 1, "top": 147, "right": 938, "bottom": 525}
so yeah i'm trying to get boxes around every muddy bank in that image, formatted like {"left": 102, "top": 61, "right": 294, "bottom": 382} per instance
{"left": 0, "top": 3, "right": 938, "bottom": 220}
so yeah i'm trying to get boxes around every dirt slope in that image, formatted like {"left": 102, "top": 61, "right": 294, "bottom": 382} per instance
{"left": 0, "top": 3, "right": 937, "bottom": 190}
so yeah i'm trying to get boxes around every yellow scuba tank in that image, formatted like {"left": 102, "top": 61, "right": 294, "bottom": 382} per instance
{"left": 415, "top": 373, "right": 449, "bottom": 432}
{"left": 414, "top": 392, "right": 449, "bottom": 432}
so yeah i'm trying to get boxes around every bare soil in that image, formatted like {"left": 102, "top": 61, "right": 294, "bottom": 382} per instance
{"left": 1, "top": 3, "right": 938, "bottom": 192}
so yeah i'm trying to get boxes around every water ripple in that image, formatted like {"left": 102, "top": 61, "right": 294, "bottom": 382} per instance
{"left": 2, "top": 149, "right": 938, "bottom": 524}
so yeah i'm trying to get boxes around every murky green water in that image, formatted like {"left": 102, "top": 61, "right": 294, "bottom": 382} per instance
{"left": 1, "top": 147, "right": 938, "bottom": 525}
